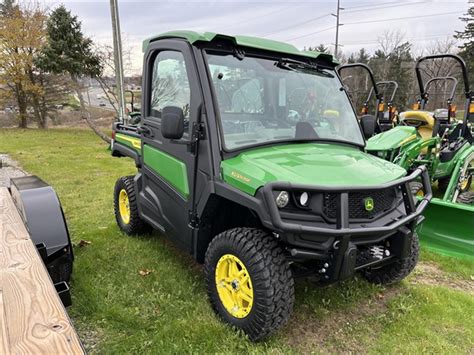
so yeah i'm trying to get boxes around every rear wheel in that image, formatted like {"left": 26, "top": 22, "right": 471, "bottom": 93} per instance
{"left": 204, "top": 228, "right": 294, "bottom": 341}
{"left": 459, "top": 174, "right": 472, "bottom": 193}
{"left": 361, "top": 233, "right": 419, "bottom": 285}
{"left": 456, "top": 191, "right": 474, "bottom": 205}
{"left": 437, "top": 177, "right": 450, "bottom": 192}
{"left": 409, "top": 181, "right": 424, "bottom": 197}
{"left": 114, "top": 176, "right": 151, "bottom": 235}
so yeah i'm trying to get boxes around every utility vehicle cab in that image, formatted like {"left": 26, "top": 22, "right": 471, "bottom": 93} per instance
{"left": 111, "top": 31, "right": 431, "bottom": 341}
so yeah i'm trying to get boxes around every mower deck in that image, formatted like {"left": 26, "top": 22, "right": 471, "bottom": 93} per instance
{"left": 0, "top": 187, "right": 83, "bottom": 354}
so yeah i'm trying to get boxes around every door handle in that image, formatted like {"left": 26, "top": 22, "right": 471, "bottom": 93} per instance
{"left": 137, "top": 126, "right": 153, "bottom": 137}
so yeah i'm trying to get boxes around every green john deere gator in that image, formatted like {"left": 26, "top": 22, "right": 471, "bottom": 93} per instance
{"left": 340, "top": 55, "right": 473, "bottom": 260}
{"left": 110, "top": 31, "right": 432, "bottom": 340}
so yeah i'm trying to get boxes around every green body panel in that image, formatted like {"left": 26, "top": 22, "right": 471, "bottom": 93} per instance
{"left": 143, "top": 145, "right": 189, "bottom": 199}
{"left": 115, "top": 133, "right": 142, "bottom": 155}
{"left": 142, "top": 30, "right": 336, "bottom": 64}
{"left": 443, "top": 145, "right": 474, "bottom": 202}
{"left": 221, "top": 143, "right": 406, "bottom": 196}
{"left": 366, "top": 126, "right": 418, "bottom": 151}
{"left": 417, "top": 198, "right": 474, "bottom": 260}
{"left": 433, "top": 143, "right": 471, "bottom": 180}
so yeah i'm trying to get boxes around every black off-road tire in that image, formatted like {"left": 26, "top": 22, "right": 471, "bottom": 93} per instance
{"left": 437, "top": 177, "right": 450, "bottom": 192}
{"left": 409, "top": 181, "right": 424, "bottom": 196}
{"left": 456, "top": 191, "right": 474, "bottom": 205}
{"left": 361, "top": 233, "right": 420, "bottom": 285}
{"left": 114, "top": 176, "right": 151, "bottom": 235}
{"left": 204, "top": 228, "right": 295, "bottom": 341}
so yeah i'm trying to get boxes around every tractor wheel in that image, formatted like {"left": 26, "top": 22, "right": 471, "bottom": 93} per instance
{"left": 437, "top": 177, "right": 450, "bottom": 192}
{"left": 204, "top": 228, "right": 294, "bottom": 341}
{"left": 459, "top": 174, "right": 472, "bottom": 193}
{"left": 114, "top": 176, "right": 151, "bottom": 235}
{"left": 456, "top": 191, "right": 474, "bottom": 205}
{"left": 361, "top": 233, "right": 419, "bottom": 285}
{"left": 409, "top": 181, "right": 424, "bottom": 197}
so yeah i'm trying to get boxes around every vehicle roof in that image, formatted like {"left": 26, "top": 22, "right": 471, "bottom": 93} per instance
{"left": 142, "top": 30, "right": 337, "bottom": 65}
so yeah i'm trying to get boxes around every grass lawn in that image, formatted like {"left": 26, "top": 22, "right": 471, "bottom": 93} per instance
{"left": 0, "top": 128, "right": 473, "bottom": 353}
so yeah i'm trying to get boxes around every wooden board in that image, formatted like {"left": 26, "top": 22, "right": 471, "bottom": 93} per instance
{"left": 0, "top": 187, "right": 83, "bottom": 354}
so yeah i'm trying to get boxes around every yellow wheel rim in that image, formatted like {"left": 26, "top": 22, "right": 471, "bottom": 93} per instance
{"left": 118, "top": 189, "right": 130, "bottom": 224}
{"left": 460, "top": 178, "right": 469, "bottom": 191}
{"left": 215, "top": 254, "right": 253, "bottom": 318}
{"left": 416, "top": 189, "right": 425, "bottom": 197}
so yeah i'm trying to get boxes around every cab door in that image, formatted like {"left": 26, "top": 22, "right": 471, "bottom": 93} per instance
{"left": 139, "top": 39, "right": 202, "bottom": 251}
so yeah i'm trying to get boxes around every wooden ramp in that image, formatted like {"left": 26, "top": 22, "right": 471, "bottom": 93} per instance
{"left": 0, "top": 187, "right": 83, "bottom": 354}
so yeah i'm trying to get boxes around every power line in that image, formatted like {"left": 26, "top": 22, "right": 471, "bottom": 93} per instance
{"left": 344, "top": 1, "right": 430, "bottom": 13}
{"left": 343, "top": 0, "right": 424, "bottom": 10}
{"left": 260, "top": 13, "right": 332, "bottom": 37}
{"left": 344, "top": 10, "right": 461, "bottom": 26}
{"left": 220, "top": 4, "right": 304, "bottom": 31}
{"left": 285, "top": 26, "right": 336, "bottom": 41}
{"left": 343, "top": 33, "right": 455, "bottom": 46}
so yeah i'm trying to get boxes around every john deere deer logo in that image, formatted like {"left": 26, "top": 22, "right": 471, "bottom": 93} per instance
{"left": 364, "top": 197, "right": 374, "bottom": 212}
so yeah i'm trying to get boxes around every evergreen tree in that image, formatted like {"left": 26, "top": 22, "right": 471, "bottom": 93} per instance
{"left": 37, "top": 6, "right": 109, "bottom": 142}
{"left": 315, "top": 44, "right": 329, "bottom": 53}
{"left": 454, "top": 4, "right": 473, "bottom": 82}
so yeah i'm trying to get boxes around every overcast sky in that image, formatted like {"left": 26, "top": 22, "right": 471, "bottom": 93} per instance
{"left": 40, "top": 0, "right": 469, "bottom": 73}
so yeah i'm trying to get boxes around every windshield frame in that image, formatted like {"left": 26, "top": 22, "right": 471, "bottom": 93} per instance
{"left": 200, "top": 45, "right": 366, "bottom": 154}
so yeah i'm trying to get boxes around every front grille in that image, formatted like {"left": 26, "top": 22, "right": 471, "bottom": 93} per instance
{"left": 323, "top": 188, "right": 398, "bottom": 221}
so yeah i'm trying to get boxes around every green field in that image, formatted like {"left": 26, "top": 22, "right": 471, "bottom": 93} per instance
{"left": 0, "top": 128, "right": 473, "bottom": 353}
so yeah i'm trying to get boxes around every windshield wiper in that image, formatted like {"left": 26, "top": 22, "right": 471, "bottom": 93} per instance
{"left": 275, "top": 58, "right": 334, "bottom": 78}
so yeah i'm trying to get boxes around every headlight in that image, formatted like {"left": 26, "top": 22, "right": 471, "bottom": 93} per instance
{"left": 299, "top": 192, "right": 310, "bottom": 207}
{"left": 276, "top": 191, "right": 289, "bottom": 208}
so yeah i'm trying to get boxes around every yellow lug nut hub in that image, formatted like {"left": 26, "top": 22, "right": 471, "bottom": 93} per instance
{"left": 215, "top": 254, "right": 253, "bottom": 318}
{"left": 118, "top": 189, "right": 131, "bottom": 224}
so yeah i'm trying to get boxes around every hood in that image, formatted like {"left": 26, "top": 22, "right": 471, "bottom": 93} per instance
{"left": 221, "top": 143, "right": 407, "bottom": 195}
{"left": 366, "top": 126, "right": 418, "bottom": 151}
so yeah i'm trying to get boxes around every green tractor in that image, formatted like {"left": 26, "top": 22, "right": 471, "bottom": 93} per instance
{"left": 111, "top": 31, "right": 433, "bottom": 340}
{"left": 341, "top": 55, "right": 473, "bottom": 259}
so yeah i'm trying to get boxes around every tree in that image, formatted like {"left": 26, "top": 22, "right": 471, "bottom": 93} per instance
{"left": 454, "top": 4, "right": 473, "bottom": 82}
{"left": 315, "top": 44, "right": 328, "bottom": 53}
{"left": 36, "top": 6, "right": 109, "bottom": 143}
{"left": 0, "top": 2, "right": 45, "bottom": 128}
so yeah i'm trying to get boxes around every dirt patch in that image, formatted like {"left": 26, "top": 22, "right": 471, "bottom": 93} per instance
{"left": 410, "top": 262, "right": 474, "bottom": 293}
{"left": 282, "top": 262, "right": 473, "bottom": 352}
{"left": 282, "top": 286, "right": 401, "bottom": 353}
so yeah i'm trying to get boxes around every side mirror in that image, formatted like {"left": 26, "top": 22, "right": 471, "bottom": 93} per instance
{"left": 162, "top": 106, "right": 184, "bottom": 140}
{"left": 360, "top": 114, "right": 377, "bottom": 139}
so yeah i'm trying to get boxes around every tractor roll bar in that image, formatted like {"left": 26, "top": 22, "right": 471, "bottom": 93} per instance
{"left": 337, "top": 63, "right": 382, "bottom": 100}
{"left": 369, "top": 81, "right": 399, "bottom": 104}
{"left": 415, "top": 54, "right": 471, "bottom": 98}
{"left": 262, "top": 166, "right": 432, "bottom": 236}
{"left": 424, "top": 76, "right": 458, "bottom": 102}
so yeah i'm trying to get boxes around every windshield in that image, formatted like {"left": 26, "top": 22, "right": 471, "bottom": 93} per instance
{"left": 205, "top": 51, "right": 364, "bottom": 150}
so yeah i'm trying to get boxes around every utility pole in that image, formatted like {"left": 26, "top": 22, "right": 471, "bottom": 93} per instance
{"left": 332, "top": 0, "right": 344, "bottom": 58}
{"left": 110, "top": 0, "right": 126, "bottom": 122}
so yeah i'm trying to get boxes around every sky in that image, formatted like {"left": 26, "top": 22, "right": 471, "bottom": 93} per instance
{"left": 39, "top": 0, "right": 470, "bottom": 74}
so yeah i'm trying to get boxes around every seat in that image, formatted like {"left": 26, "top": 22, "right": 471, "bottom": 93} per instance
{"left": 399, "top": 111, "right": 435, "bottom": 140}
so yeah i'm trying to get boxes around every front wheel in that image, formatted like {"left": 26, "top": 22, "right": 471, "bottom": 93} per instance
{"left": 361, "top": 233, "right": 420, "bottom": 285}
{"left": 204, "top": 228, "right": 294, "bottom": 341}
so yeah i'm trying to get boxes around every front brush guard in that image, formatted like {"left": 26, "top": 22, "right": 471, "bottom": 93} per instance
{"left": 262, "top": 166, "right": 432, "bottom": 236}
